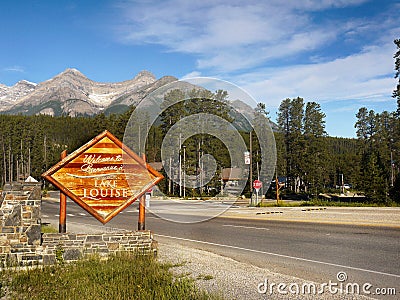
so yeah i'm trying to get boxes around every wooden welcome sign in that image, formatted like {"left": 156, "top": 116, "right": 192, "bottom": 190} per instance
{"left": 42, "top": 130, "right": 163, "bottom": 224}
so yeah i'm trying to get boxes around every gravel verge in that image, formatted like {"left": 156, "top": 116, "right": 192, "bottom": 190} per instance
{"left": 42, "top": 218, "right": 380, "bottom": 299}
{"left": 157, "top": 241, "right": 374, "bottom": 300}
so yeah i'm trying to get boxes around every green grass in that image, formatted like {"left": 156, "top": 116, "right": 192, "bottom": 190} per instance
{"left": 299, "top": 199, "right": 398, "bottom": 207}
{"left": 41, "top": 223, "right": 59, "bottom": 233}
{"left": 256, "top": 199, "right": 399, "bottom": 207}
{"left": 256, "top": 201, "right": 302, "bottom": 207}
{"left": 196, "top": 274, "right": 214, "bottom": 281}
{"left": 0, "top": 253, "right": 222, "bottom": 300}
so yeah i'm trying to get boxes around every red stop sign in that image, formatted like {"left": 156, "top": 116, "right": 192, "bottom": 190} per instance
{"left": 253, "top": 180, "right": 262, "bottom": 190}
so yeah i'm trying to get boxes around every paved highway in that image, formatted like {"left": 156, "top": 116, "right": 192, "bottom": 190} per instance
{"left": 42, "top": 197, "right": 399, "bottom": 298}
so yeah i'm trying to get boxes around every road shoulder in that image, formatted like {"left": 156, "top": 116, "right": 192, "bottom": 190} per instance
{"left": 157, "top": 239, "right": 374, "bottom": 300}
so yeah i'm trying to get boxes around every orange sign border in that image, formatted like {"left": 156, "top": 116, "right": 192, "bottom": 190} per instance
{"left": 42, "top": 130, "right": 164, "bottom": 224}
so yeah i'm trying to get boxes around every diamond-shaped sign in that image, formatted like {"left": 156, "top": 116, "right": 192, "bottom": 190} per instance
{"left": 42, "top": 130, "right": 163, "bottom": 224}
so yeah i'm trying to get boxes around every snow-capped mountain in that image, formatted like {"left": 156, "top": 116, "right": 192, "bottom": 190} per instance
{"left": 0, "top": 68, "right": 276, "bottom": 133}
{"left": 0, "top": 68, "right": 177, "bottom": 116}
{"left": 0, "top": 80, "right": 37, "bottom": 111}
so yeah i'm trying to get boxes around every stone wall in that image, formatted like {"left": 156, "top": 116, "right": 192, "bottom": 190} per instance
{"left": 41, "top": 231, "right": 154, "bottom": 265}
{"left": 0, "top": 183, "right": 155, "bottom": 267}
{"left": 0, "top": 183, "right": 42, "bottom": 267}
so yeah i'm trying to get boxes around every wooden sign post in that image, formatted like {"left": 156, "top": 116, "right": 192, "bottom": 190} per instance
{"left": 138, "top": 154, "right": 146, "bottom": 230}
{"left": 42, "top": 130, "right": 163, "bottom": 226}
{"left": 59, "top": 150, "right": 67, "bottom": 233}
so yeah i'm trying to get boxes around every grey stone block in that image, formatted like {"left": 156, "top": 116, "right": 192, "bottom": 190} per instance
{"left": 26, "top": 225, "right": 41, "bottom": 245}
{"left": 1, "top": 227, "right": 15, "bottom": 233}
{"left": 22, "top": 254, "right": 43, "bottom": 261}
{"left": 43, "top": 255, "right": 56, "bottom": 265}
{"left": 86, "top": 235, "right": 103, "bottom": 242}
{"left": 4, "top": 205, "right": 21, "bottom": 226}
{"left": 63, "top": 248, "right": 82, "bottom": 261}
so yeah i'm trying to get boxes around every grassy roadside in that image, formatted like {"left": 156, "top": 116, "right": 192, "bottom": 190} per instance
{"left": 0, "top": 253, "right": 222, "bottom": 300}
{"left": 256, "top": 199, "right": 400, "bottom": 207}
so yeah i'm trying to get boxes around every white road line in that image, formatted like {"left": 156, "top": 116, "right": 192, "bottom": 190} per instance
{"left": 154, "top": 234, "right": 400, "bottom": 279}
{"left": 223, "top": 224, "right": 270, "bottom": 231}
{"left": 67, "top": 214, "right": 75, "bottom": 217}
{"left": 78, "top": 213, "right": 86, "bottom": 216}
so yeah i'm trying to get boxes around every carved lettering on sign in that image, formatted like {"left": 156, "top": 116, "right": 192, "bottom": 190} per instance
{"left": 42, "top": 130, "right": 163, "bottom": 224}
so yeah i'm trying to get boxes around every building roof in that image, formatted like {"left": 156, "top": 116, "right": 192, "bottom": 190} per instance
{"left": 222, "top": 168, "right": 247, "bottom": 180}
{"left": 25, "top": 176, "right": 39, "bottom": 183}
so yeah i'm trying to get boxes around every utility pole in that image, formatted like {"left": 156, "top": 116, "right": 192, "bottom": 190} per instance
{"left": 2, "top": 138, "right": 6, "bottom": 185}
{"left": 183, "top": 145, "right": 186, "bottom": 199}
{"left": 28, "top": 147, "right": 31, "bottom": 176}
{"left": 20, "top": 140, "right": 23, "bottom": 180}
{"left": 391, "top": 150, "right": 394, "bottom": 187}
{"left": 221, "top": 166, "right": 224, "bottom": 196}
{"left": 168, "top": 156, "right": 172, "bottom": 194}
{"left": 276, "top": 168, "right": 280, "bottom": 205}
{"left": 340, "top": 173, "right": 344, "bottom": 194}
{"left": 179, "top": 134, "right": 182, "bottom": 197}
{"left": 198, "top": 141, "right": 202, "bottom": 195}
{"left": 249, "top": 130, "right": 253, "bottom": 195}
{"left": 8, "top": 144, "right": 12, "bottom": 183}
{"left": 44, "top": 135, "right": 47, "bottom": 171}
{"left": 16, "top": 159, "right": 19, "bottom": 183}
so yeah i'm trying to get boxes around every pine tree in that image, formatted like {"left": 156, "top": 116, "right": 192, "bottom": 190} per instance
{"left": 303, "top": 102, "right": 328, "bottom": 194}
{"left": 393, "top": 39, "right": 400, "bottom": 115}
{"left": 355, "top": 108, "right": 392, "bottom": 203}
{"left": 277, "top": 97, "right": 305, "bottom": 193}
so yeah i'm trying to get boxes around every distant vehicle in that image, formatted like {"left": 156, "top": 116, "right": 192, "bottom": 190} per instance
{"left": 335, "top": 184, "right": 352, "bottom": 189}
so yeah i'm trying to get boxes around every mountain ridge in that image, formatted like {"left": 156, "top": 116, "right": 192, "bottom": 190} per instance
{"left": 0, "top": 69, "right": 271, "bottom": 133}
{"left": 0, "top": 69, "right": 176, "bottom": 116}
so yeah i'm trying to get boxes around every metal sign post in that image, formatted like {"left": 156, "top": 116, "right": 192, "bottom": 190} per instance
{"left": 253, "top": 179, "right": 262, "bottom": 206}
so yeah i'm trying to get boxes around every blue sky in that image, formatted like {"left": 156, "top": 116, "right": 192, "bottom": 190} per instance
{"left": 0, "top": 0, "right": 399, "bottom": 137}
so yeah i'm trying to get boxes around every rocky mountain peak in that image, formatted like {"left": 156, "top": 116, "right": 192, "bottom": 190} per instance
{"left": 54, "top": 68, "right": 90, "bottom": 82}
{"left": 135, "top": 70, "right": 156, "bottom": 80}
{"left": 0, "top": 79, "right": 37, "bottom": 110}
{"left": 0, "top": 68, "right": 170, "bottom": 117}
{"left": 15, "top": 80, "right": 37, "bottom": 88}
{"left": 60, "top": 68, "right": 86, "bottom": 76}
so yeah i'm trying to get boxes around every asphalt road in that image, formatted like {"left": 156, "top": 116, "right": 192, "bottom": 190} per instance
{"left": 42, "top": 197, "right": 400, "bottom": 299}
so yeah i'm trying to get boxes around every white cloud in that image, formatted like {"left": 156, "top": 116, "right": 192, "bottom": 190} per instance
{"left": 180, "top": 71, "right": 202, "bottom": 79}
{"left": 234, "top": 40, "right": 397, "bottom": 108}
{"left": 115, "top": 0, "right": 343, "bottom": 71}
{"left": 2, "top": 66, "right": 25, "bottom": 73}
{"left": 115, "top": 0, "right": 382, "bottom": 71}
{"left": 115, "top": 0, "right": 399, "bottom": 109}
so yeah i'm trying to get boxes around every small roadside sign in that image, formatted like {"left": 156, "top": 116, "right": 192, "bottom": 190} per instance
{"left": 253, "top": 179, "right": 262, "bottom": 191}
{"left": 244, "top": 151, "right": 251, "bottom": 165}
{"left": 252, "top": 179, "right": 262, "bottom": 207}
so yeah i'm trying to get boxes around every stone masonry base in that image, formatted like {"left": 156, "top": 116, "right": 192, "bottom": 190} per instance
{"left": 0, "top": 183, "right": 156, "bottom": 267}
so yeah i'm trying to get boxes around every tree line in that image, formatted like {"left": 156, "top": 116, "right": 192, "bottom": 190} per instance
{"left": 0, "top": 94, "right": 398, "bottom": 203}
{"left": 273, "top": 39, "right": 400, "bottom": 203}
{"left": 275, "top": 97, "right": 399, "bottom": 204}
{"left": 0, "top": 39, "right": 398, "bottom": 204}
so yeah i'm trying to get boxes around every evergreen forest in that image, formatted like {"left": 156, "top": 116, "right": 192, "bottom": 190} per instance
{"left": 0, "top": 39, "right": 399, "bottom": 204}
